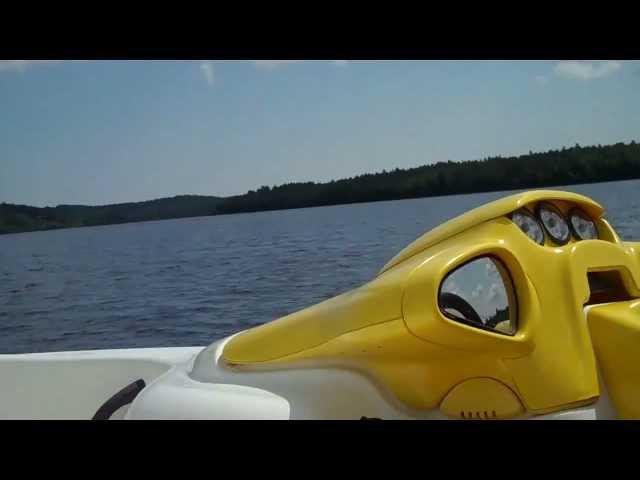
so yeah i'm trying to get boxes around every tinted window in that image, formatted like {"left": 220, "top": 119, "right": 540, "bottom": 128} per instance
{"left": 439, "top": 257, "right": 517, "bottom": 335}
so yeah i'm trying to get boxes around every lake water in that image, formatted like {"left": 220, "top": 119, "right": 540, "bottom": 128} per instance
{"left": 1, "top": 179, "right": 639, "bottom": 354}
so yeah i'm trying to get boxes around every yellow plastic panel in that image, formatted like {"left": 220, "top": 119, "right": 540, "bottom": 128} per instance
{"left": 416, "top": 235, "right": 588, "bottom": 412}
{"left": 402, "top": 219, "right": 537, "bottom": 356}
{"left": 587, "top": 300, "right": 640, "bottom": 419}
{"left": 502, "top": 240, "right": 640, "bottom": 412}
{"left": 223, "top": 263, "right": 406, "bottom": 363}
{"left": 227, "top": 318, "right": 517, "bottom": 411}
{"left": 440, "top": 378, "right": 525, "bottom": 419}
{"left": 220, "top": 190, "right": 638, "bottom": 414}
{"left": 401, "top": 217, "right": 640, "bottom": 412}
{"left": 623, "top": 241, "right": 640, "bottom": 269}
{"left": 380, "top": 190, "right": 603, "bottom": 274}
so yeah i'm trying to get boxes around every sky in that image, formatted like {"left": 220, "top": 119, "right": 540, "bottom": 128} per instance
{"left": 1, "top": 60, "right": 639, "bottom": 207}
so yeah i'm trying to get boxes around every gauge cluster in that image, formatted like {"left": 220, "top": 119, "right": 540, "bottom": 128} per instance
{"left": 510, "top": 201, "right": 600, "bottom": 246}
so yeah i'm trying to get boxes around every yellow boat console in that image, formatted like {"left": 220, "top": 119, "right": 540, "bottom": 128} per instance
{"left": 222, "top": 190, "right": 640, "bottom": 419}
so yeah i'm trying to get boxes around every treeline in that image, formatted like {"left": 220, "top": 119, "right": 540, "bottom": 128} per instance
{"left": 2, "top": 141, "right": 639, "bottom": 234}
{"left": 217, "top": 141, "right": 640, "bottom": 214}
{"left": 0, "top": 195, "right": 222, "bottom": 234}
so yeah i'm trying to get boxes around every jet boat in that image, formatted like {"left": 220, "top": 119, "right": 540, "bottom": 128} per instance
{"left": 1, "top": 190, "right": 638, "bottom": 420}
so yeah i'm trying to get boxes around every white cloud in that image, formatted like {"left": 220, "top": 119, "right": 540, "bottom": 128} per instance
{"left": 485, "top": 260, "right": 499, "bottom": 278}
{"left": 443, "top": 278, "right": 458, "bottom": 294}
{"left": 487, "top": 283, "right": 500, "bottom": 301}
{"left": 0, "top": 60, "right": 62, "bottom": 73}
{"left": 200, "top": 61, "right": 215, "bottom": 86}
{"left": 554, "top": 61, "right": 622, "bottom": 81}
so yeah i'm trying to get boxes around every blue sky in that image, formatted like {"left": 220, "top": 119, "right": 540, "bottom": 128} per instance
{"left": 1, "top": 60, "right": 639, "bottom": 207}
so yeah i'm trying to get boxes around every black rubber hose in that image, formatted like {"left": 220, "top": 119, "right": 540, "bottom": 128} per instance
{"left": 92, "top": 379, "right": 146, "bottom": 420}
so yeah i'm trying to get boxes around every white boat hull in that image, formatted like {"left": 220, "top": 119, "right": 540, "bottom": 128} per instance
{"left": 0, "top": 335, "right": 618, "bottom": 420}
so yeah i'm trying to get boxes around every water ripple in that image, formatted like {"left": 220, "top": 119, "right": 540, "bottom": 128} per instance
{"left": 1, "top": 179, "right": 640, "bottom": 354}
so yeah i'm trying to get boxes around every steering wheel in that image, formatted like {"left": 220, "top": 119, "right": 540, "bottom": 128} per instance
{"left": 439, "top": 292, "right": 483, "bottom": 325}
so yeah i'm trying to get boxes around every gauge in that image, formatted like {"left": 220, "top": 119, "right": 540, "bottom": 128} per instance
{"left": 536, "top": 202, "right": 570, "bottom": 245}
{"left": 569, "top": 208, "right": 599, "bottom": 240}
{"left": 511, "top": 209, "right": 545, "bottom": 245}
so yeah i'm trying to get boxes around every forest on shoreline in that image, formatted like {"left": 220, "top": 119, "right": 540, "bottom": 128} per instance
{"left": 2, "top": 141, "right": 639, "bottom": 234}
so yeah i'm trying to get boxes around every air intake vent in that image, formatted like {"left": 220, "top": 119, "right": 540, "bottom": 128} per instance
{"left": 441, "top": 378, "right": 525, "bottom": 420}
{"left": 460, "top": 410, "right": 497, "bottom": 420}
{"left": 586, "top": 270, "right": 634, "bottom": 305}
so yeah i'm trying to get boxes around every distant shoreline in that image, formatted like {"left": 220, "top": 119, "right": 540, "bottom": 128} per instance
{"left": 2, "top": 141, "right": 639, "bottom": 235}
